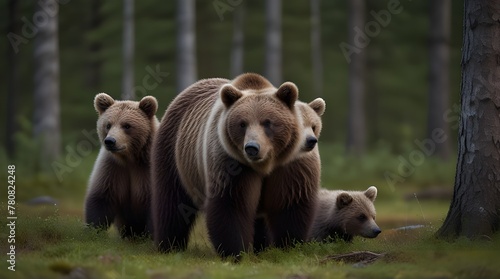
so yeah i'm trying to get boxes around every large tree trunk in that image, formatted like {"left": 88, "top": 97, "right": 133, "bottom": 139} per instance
{"left": 176, "top": 0, "right": 197, "bottom": 93}
{"left": 310, "top": 0, "right": 323, "bottom": 96}
{"left": 33, "top": 0, "right": 61, "bottom": 164}
{"left": 230, "top": 3, "right": 245, "bottom": 78}
{"left": 437, "top": 1, "right": 500, "bottom": 239}
{"left": 346, "top": 0, "right": 366, "bottom": 156}
{"left": 427, "top": 0, "right": 452, "bottom": 160}
{"left": 6, "top": 0, "right": 20, "bottom": 159}
{"left": 265, "top": 0, "right": 282, "bottom": 86}
{"left": 122, "top": 0, "right": 134, "bottom": 100}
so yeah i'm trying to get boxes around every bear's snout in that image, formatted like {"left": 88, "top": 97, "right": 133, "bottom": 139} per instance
{"left": 244, "top": 142, "right": 260, "bottom": 159}
{"left": 365, "top": 225, "right": 381, "bottom": 238}
{"left": 104, "top": 137, "right": 117, "bottom": 150}
{"left": 305, "top": 136, "right": 318, "bottom": 150}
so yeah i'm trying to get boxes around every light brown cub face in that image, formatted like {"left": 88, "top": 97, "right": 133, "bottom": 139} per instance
{"left": 94, "top": 93, "right": 157, "bottom": 159}
{"left": 297, "top": 98, "right": 325, "bottom": 152}
{"left": 222, "top": 82, "right": 300, "bottom": 173}
{"left": 336, "top": 186, "right": 381, "bottom": 238}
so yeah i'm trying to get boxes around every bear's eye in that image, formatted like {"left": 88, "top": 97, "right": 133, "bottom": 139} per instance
{"left": 263, "top": 119, "right": 271, "bottom": 128}
{"left": 357, "top": 214, "right": 367, "bottom": 222}
{"left": 239, "top": 121, "right": 247, "bottom": 128}
{"left": 106, "top": 123, "right": 111, "bottom": 130}
{"left": 312, "top": 125, "right": 317, "bottom": 133}
{"left": 123, "top": 124, "right": 131, "bottom": 130}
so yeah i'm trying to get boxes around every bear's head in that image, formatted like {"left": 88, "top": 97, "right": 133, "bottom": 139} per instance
{"left": 94, "top": 93, "right": 158, "bottom": 161}
{"left": 219, "top": 74, "right": 301, "bottom": 174}
{"left": 335, "top": 186, "right": 381, "bottom": 239}
{"left": 297, "top": 98, "right": 325, "bottom": 152}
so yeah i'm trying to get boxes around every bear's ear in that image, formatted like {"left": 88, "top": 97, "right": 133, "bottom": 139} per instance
{"left": 276, "top": 82, "right": 298, "bottom": 109}
{"left": 221, "top": 84, "right": 243, "bottom": 108}
{"left": 337, "top": 192, "right": 353, "bottom": 210}
{"left": 309, "top": 98, "right": 326, "bottom": 116}
{"left": 365, "top": 186, "right": 378, "bottom": 202}
{"left": 139, "top": 96, "right": 158, "bottom": 118}
{"left": 94, "top": 93, "right": 115, "bottom": 115}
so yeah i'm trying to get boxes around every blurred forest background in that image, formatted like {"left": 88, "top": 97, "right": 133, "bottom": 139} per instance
{"left": 1, "top": 0, "right": 464, "bottom": 202}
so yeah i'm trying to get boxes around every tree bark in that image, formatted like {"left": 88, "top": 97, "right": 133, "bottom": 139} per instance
{"left": 437, "top": 0, "right": 500, "bottom": 239}
{"left": 265, "top": 0, "right": 282, "bottom": 86}
{"left": 176, "top": 0, "right": 197, "bottom": 93}
{"left": 346, "top": 0, "right": 366, "bottom": 156}
{"left": 33, "top": 0, "right": 61, "bottom": 164}
{"left": 427, "top": 0, "right": 452, "bottom": 160}
{"left": 6, "top": 0, "right": 20, "bottom": 159}
{"left": 310, "top": 0, "right": 323, "bottom": 96}
{"left": 122, "top": 0, "right": 134, "bottom": 100}
{"left": 230, "top": 3, "right": 245, "bottom": 78}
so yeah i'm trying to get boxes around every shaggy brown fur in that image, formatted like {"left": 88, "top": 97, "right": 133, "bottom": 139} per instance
{"left": 310, "top": 186, "right": 381, "bottom": 242}
{"left": 151, "top": 73, "right": 314, "bottom": 259}
{"left": 254, "top": 99, "right": 325, "bottom": 251}
{"left": 85, "top": 93, "right": 159, "bottom": 238}
{"left": 231, "top": 72, "right": 274, "bottom": 91}
{"left": 297, "top": 99, "right": 325, "bottom": 153}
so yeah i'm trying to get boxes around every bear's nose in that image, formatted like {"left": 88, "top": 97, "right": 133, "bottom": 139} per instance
{"left": 104, "top": 137, "right": 116, "bottom": 148}
{"left": 373, "top": 228, "right": 382, "bottom": 236}
{"left": 244, "top": 142, "right": 260, "bottom": 157}
{"left": 305, "top": 136, "right": 318, "bottom": 150}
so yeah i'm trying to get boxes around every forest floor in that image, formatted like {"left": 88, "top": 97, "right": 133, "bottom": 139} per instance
{"left": 2, "top": 195, "right": 500, "bottom": 279}
{"left": 0, "top": 143, "right": 495, "bottom": 278}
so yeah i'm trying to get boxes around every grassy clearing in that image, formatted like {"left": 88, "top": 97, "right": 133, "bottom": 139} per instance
{"left": 2, "top": 144, "right": 496, "bottom": 278}
{"left": 1, "top": 199, "right": 500, "bottom": 279}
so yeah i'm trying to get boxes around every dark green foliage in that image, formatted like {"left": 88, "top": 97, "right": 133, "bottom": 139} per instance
{"left": 1, "top": 0, "right": 463, "bottom": 149}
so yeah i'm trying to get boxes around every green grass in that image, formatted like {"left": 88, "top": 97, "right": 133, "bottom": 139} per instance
{"left": 2, "top": 143, "right": 497, "bottom": 278}
{"left": 1, "top": 199, "right": 500, "bottom": 279}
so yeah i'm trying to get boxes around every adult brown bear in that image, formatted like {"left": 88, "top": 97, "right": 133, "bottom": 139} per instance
{"left": 151, "top": 73, "right": 318, "bottom": 258}
{"left": 254, "top": 98, "right": 325, "bottom": 252}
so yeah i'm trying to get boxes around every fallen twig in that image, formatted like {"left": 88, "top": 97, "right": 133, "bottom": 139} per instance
{"left": 320, "top": 251, "right": 386, "bottom": 267}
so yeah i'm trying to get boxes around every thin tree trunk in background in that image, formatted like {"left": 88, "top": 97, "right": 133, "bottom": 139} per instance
{"left": 6, "top": 0, "right": 20, "bottom": 159}
{"left": 437, "top": 0, "right": 500, "bottom": 239}
{"left": 176, "top": 0, "right": 197, "bottom": 93}
{"left": 230, "top": 3, "right": 245, "bottom": 78}
{"left": 346, "top": 0, "right": 366, "bottom": 156}
{"left": 86, "top": 0, "right": 102, "bottom": 91}
{"left": 265, "top": 0, "right": 282, "bottom": 86}
{"left": 427, "top": 0, "right": 451, "bottom": 160}
{"left": 33, "top": 0, "right": 61, "bottom": 164}
{"left": 310, "top": 0, "right": 323, "bottom": 96}
{"left": 122, "top": 0, "right": 134, "bottom": 100}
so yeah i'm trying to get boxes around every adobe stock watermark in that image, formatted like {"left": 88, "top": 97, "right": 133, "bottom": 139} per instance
{"left": 52, "top": 129, "right": 100, "bottom": 182}
{"left": 51, "top": 64, "right": 169, "bottom": 182}
{"left": 133, "top": 64, "right": 169, "bottom": 99}
{"left": 383, "top": 111, "right": 458, "bottom": 192}
{"left": 213, "top": 0, "right": 243, "bottom": 21}
{"left": 384, "top": 71, "right": 500, "bottom": 191}
{"left": 178, "top": 159, "right": 243, "bottom": 225}
{"left": 340, "top": 0, "right": 409, "bottom": 63}
{"left": 7, "top": 0, "right": 71, "bottom": 54}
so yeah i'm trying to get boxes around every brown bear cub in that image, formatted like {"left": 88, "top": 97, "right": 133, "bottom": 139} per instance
{"left": 152, "top": 73, "right": 318, "bottom": 259}
{"left": 85, "top": 93, "right": 159, "bottom": 238}
{"left": 310, "top": 186, "right": 381, "bottom": 242}
{"left": 254, "top": 98, "right": 325, "bottom": 252}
